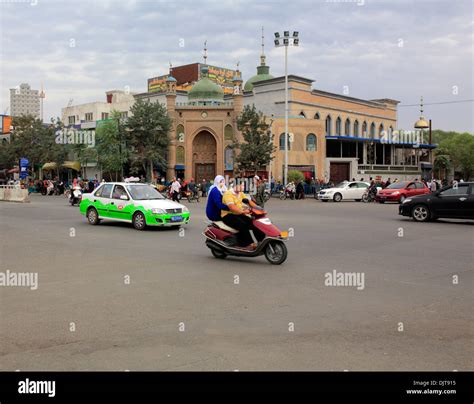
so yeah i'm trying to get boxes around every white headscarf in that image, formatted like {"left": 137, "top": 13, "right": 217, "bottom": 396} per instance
{"left": 209, "top": 175, "right": 227, "bottom": 194}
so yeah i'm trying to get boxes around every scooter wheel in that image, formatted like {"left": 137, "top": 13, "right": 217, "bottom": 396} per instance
{"left": 264, "top": 240, "right": 288, "bottom": 265}
{"left": 211, "top": 249, "right": 227, "bottom": 259}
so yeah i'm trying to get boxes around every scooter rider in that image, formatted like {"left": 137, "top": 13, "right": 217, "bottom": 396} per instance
{"left": 205, "top": 175, "right": 228, "bottom": 221}
{"left": 221, "top": 182, "right": 260, "bottom": 250}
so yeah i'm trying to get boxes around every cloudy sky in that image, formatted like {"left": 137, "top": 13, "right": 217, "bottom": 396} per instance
{"left": 0, "top": 0, "right": 472, "bottom": 132}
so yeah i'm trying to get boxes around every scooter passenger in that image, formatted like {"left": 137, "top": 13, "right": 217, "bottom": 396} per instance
{"left": 205, "top": 175, "right": 228, "bottom": 221}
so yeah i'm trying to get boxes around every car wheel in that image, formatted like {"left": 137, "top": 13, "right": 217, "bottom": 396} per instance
{"left": 400, "top": 195, "right": 406, "bottom": 203}
{"left": 333, "top": 193, "right": 342, "bottom": 202}
{"left": 211, "top": 249, "right": 227, "bottom": 259}
{"left": 87, "top": 207, "right": 100, "bottom": 225}
{"left": 412, "top": 205, "right": 430, "bottom": 222}
{"left": 133, "top": 211, "right": 147, "bottom": 230}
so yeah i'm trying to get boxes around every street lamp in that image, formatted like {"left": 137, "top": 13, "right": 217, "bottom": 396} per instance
{"left": 274, "top": 30, "right": 299, "bottom": 186}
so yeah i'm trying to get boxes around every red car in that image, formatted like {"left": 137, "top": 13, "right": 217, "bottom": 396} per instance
{"left": 376, "top": 181, "right": 430, "bottom": 203}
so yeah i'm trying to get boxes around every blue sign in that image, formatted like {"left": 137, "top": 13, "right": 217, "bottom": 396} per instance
{"left": 19, "top": 158, "right": 29, "bottom": 179}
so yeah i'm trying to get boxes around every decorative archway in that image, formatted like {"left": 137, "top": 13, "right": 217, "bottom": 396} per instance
{"left": 192, "top": 130, "right": 217, "bottom": 184}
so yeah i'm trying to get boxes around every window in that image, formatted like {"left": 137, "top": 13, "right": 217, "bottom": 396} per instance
{"left": 357, "top": 182, "right": 369, "bottom": 188}
{"left": 353, "top": 120, "right": 359, "bottom": 137}
{"left": 101, "top": 112, "right": 109, "bottom": 120}
{"left": 406, "top": 183, "right": 416, "bottom": 190}
{"left": 345, "top": 118, "right": 351, "bottom": 136}
{"left": 325, "top": 115, "right": 332, "bottom": 136}
{"left": 120, "top": 111, "right": 128, "bottom": 119}
{"left": 314, "top": 112, "right": 320, "bottom": 120}
{"left": 68, "top": 116, "right": 75, "bottom": 125}
{"left": 306, "top": 134, "right": 317, "bottom": 151}
{"left": 279, "top": 133, "right": 291, "bottom": 150}
{"left": 335, "top": 117, "right": 342, "bottom": 136}
{"left": 224, "top": 146, "right": 234, "bottom": 170}
{"left": 348, "top": 183, "right": 358, "bottom": 188}
{"left": 176, "top": 124, "right": 185, "bottom": 143}
{"left": 97, "top": 184, "right": 113, "bottom": 198}
{"left": 415, "top": 182, "right": 425, "bottom": 189}
{"left": 299, "top": 111, "right": 306, "bottom": 118}
{"left": 112, "top": 185, "right": 128, "bottom": 199}
{"left": 370, "top": 122, "right": 376, "bottom": 138}
{"left": 224, "top": 124, "right": 233, "bottom": 141}
{"left": 85, "top": 112, "right": 93, "bottom": 121}
{"left": 362, "top": 121, "right": 368, "bottom": 137}
{"left": 379, "top": 124, "right": 384, "bottom": 137}
{"left": 176, "top": 146, "right": 185, "bottom": 164}
{"left": 440, "top": 184, "right": 469, "bottom": 196}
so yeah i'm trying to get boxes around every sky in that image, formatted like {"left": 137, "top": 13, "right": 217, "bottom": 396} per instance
{"left": 0, "top": 0, "right": 472, "bottom": 133}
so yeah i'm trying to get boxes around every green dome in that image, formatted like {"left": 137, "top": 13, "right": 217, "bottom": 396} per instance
{"left": 188, "top": 66, "right": 224, "bottom": 101}
{"left": 244, "top": 65, "right": 273, "bottom": 92}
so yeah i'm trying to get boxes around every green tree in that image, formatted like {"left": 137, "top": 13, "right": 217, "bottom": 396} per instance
{"left": 437, "top": 133, "right": 474, "bottom": 180}
{"left": 95, "top": 111, "right": 127, "bottom": 181}
{"left": 126, "top": 99, "right": 171, "bottom": 181}
{"left": 287, "top": 169, "right": 304, "bottom": 184}
{"left": 234, "top": 105, "right": 275, "bottom": 175}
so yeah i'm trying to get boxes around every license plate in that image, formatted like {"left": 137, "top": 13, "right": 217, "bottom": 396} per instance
{"left": 171, "top": 216, "right": 183, "bottom": 222}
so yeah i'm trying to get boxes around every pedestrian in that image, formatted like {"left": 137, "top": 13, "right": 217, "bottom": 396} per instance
{"left": 430, "top": 179, "right": 437, "bottom": 192}
{"left": 202, "top": 179, "right": 207, "bottom": 197}
{"left": 171, "top": 177, "right": 181, "bottom": 202}
{"left": 254, "top": 175, "right": 266, "bottom": 207}
{"left": 385, "top": 178, "right": 391, "bottom": 188}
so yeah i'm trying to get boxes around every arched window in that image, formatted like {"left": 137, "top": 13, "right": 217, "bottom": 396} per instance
{"left": 362, "top": 121, "right": 367, "bottom": 137}
{"left": 389, "top": 126, "right": 393, "bottom": 135}
{"left": 176, "top": 124, "right": 185, "bottom": 143}
{"left": 224, "top": 124, "right": 233, "bottom": 141}
{"left": 353, "top": 120, "right": 359, "bottom": 137}
{"left": 299, "top": 111, "right": 306, "bottom": 118}
{"left": 306, "top": 134, "right": 317, "bottom": 151}
{"left": 336, "top": 117, "right": 342, "bottom": 136}
{"left": 370, "top": 122, "right": 376, "bottom": 138}
{"left": 176, "top": 146, "right": 185, "bottom": 164}
{"left": 314, "top": 112, "right": 320, "bottom": 120}
{"left": 325, "top": 115, "right": 332, "bottom": 136}
{"left": 379, "top": 123, "right": 384, "bottom": 137}
{"left": 279, "top": 133, "right": 291, "bottom": 150}
{"left": 345, "top": 118, "right": 351, "bottom": 136}
{"left": 224, "top": 146, "right": 234, "bottom": 170}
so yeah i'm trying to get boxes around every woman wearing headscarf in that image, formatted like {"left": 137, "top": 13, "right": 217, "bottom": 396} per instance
{"left": 205, "top": 175, "right": 228, "bottom": 221}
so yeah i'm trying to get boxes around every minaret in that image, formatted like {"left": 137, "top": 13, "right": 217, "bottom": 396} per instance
{"left": 232, "top": 62, "right": 243, "bottom": 113}
{"left": 257, "top": 27, "right": 270, "bottom": 75}
{"left": 166, "top": 65, "right": 178, "bottom": 181}
{"left": 39, "top": 83, "right": 45, "bottom": 122}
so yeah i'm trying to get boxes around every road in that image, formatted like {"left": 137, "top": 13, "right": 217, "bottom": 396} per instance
{"left": 0, "top": 194, "right": 472, "bottom": 370}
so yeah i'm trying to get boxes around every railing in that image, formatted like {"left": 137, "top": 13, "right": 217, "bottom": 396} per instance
{"left": 358, "top": 164, "right": 420, "bottom": 172}
{"left": 175, "top": 101, "right": 234, "bottom": 107}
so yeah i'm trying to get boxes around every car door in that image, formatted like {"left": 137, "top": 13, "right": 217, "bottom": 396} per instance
{"left": 434, "top": 183, "right": 470, "bottom": 218}
{"left": 92, "top": 183, "right": 114, "bottom": 218}
{"left": 415, "top": 182, "right": 428, "bottom": 196}
{"left": 108, "top": 184, "right": 134, "bottom": 222}
{"left": 405, "top": 182, "right": 417, "bottom": 197}
{"left": 356, "top": 182, "right": 369, "bottom": 198}
{"left": 344, "top": 182, "right": 359, "bottom": 199}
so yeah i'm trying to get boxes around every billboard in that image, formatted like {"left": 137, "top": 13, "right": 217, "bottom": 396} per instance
{"left": 1, "top": 115, "right": 12, "bottom": 134}
{"left": 147, "top": 63, "right": 237, "bottom": 94}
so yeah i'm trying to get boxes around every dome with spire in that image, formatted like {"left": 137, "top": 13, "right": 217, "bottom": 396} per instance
{"left": 244, "top": 28, "right": 274, "bottom": 92}
{"left": 188, "top": 65, "right": 224, "bottom": 103}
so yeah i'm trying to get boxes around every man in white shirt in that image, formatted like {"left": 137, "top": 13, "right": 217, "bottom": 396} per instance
{"left": 171, "top": 177, "right": 181, "bottom": 202}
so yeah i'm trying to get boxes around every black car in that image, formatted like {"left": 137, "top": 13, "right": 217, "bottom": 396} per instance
{"left": 399, "top": 182, "right": 474, "bottom": 222}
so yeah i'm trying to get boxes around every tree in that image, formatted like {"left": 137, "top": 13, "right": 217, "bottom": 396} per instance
{"left": 126, "top": 99, "right": 171, "bottom": 181}
{"left": 287, "top": 169, "right": 304, "bottom": 184}
{"left": 234, "top": 105, "right": 276, "bottom": 175}
{"left": 95, "top": 111, "right": 127, "bottom": 182}
{"left": 435, "top": 132, "right": 474, "bottom": 180}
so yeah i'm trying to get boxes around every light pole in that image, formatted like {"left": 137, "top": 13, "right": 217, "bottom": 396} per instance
{"left": 274, "top": 31, "right": 299, "bottom": 186}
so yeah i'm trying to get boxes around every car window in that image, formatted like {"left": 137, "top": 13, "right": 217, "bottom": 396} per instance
{"left": 415, "top": 182, "right": 425, "bottom": 189}
{"left": 348, "top": 183, "right": 358, "bottom": 188}
{"left": 97, "top": 184, "right": 113, "bottom": 198}
{"left": 112, "top": 185, "right": 128, "bottom": 199}
{"left": 94, "top": 185, "right": 104, "bottom": 196}
{"left": 357, "top": 183, "right": 369, "bottom": 188}
{"left": 439, "top": 184, "right": 469, "bottom": 196}
{"left": 126, "top": 184, "right": 164, "bottom": 200}
{"left": 406, "top": 183, "right": 416, "bottom": 190}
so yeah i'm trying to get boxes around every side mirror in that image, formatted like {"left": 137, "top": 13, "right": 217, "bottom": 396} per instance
{"left": 120, "top": 194, "right": 129, "bottom": 200}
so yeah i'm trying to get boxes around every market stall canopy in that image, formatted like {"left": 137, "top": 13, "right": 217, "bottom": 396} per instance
{"left": 41, "top": 161, "right": 81, "bottom": 171}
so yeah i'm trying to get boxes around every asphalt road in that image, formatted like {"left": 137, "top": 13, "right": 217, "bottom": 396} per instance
{"left": 0, "top": 194, "right": 472, "bottom": 370}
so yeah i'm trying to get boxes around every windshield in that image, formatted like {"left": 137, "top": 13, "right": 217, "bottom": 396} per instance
{"left": 333, "top": 182, "right": 348, "bottom": 188}
{"left": 386, "top": 182, "right": 408, "bottom": 189}
{"left": 126, "top": 184, "right": 164, "bottom": 200}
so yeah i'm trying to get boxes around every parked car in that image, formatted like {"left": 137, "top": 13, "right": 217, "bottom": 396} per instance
{"left": 318, "top": 181, "right": 370, "bottom": 202}
{"left": 399, "top": 182, "right": 474, "bottom": 222}
{"left": 80, "top": 182, "right": 190, "bottom": 230}
{"left": 376, "top": 181, "right": 429, "bottom": 203}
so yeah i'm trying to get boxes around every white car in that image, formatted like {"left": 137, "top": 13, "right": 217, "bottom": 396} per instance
{"left": 318, "top": 181, "right": 370, "bottom": 202}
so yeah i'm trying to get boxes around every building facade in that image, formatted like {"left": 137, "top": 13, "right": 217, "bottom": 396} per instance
{"left": 10, "top": 83, "right": 40, "bottom": 118}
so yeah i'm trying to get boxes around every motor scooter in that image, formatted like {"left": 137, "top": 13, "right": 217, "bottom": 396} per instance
{"left": 69, "top": 186, "right": 82, "bottom": 206}
{"left": 203, "top": 203, "right": 288, "bottom": 265}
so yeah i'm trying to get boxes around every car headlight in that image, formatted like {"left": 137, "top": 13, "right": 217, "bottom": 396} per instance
{"left": 392, "top": 191, "right": 400, "bottom": 195}
{"left": 182, "top": 206, "right": 189, "bottom": 213}
{"left": 402, "top": 198, "right": 412, "bottom": 204}
{"left": 151, "top": 208, "right": 166, "bottom": 214}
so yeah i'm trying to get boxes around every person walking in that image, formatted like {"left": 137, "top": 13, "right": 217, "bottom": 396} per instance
{"left": 254, "top": 175, "right": 266, "bottom": 207}
{"left": 430, "top": 179, "right": 437, "bottom": 192}
{"left": 171, "top": 177, "right": 181, "bottom": 202}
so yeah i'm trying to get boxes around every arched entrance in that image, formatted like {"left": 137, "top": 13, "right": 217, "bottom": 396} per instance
{"left": 192, "top": 130, "right": 216, "bottom": 184}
